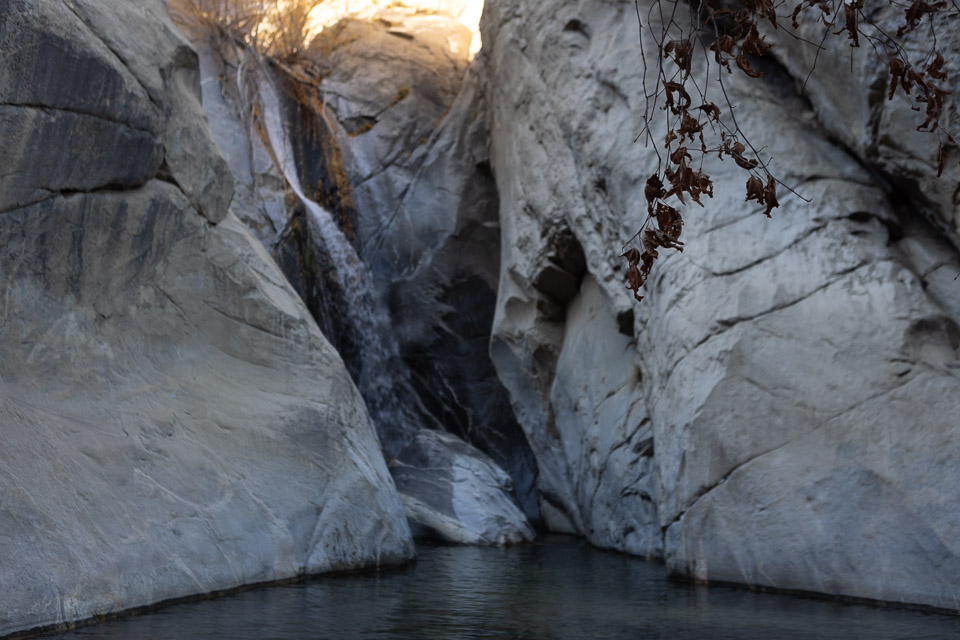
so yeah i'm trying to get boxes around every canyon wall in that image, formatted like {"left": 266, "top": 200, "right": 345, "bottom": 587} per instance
{"left": 3, "top": 0, "right": 960, "bottom": 633}
{"left": 189, "top": 0, "right": 960, "bottom": 609}
{"left": 191, "top": 7, "right": 536, "bottom": 543}
{"left": 0, "top": 2, "right": 413, "bottom": 636}
{"left": 481, "top": 0, "right": 960, "bottom": 608}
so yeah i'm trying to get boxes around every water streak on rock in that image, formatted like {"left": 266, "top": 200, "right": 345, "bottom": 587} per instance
{"left": 256, "top": 66, "right": 423, "bottom": 454}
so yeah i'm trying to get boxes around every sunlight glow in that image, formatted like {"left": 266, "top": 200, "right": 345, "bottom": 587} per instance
{"left": 306, "top": 0, "right": 484, "bottom": 57}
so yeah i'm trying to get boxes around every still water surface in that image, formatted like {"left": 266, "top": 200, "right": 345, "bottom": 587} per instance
{"left": 53, "top": 537, "right": 959, "bottom": 640}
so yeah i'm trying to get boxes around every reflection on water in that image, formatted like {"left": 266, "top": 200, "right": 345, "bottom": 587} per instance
{"left": 53, "top": 536, "right": 959, "bottom": 640}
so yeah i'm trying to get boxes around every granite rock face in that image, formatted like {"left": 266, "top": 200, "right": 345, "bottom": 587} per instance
{"left": 0, "top": 0, "right": 164, "bottom": 214}
{"left": 8, "top": 0, "right": 958, "bottom": 624}
{"left": 390, "top": 430, "right": 535, "bottom": 545}
{"left": 549, "top": 276, "right": 659, "bottom": 557}
{"left": 764, "top": 6, "right": 960, "bottom": 241}
{"left": 305, "top": 14, "right": 539, "bottom": 525}
{"left": 195, "top": 42, "right": 290, "bottom": 246}
{"left": 482, "top": 0, "right": 960, "bottom": 608}
{"left": 0, "top": 2, "right": 413, "bottom": 636}
{"left": 190, "top": 9, "right": 538, "bottom": 542}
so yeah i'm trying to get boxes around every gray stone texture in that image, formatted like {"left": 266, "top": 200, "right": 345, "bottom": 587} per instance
{"left": 482, "top": 0, "right": 960, "bottom": 609}
{"left": 764, "top": 5, "right": 960, "bottom": 240}
{"left": 6, "top": 0, "right": 959, "bottom": 625}
{"left": 0, "top": 1, "right": 413, "bottom": 636}
{"left": 305, "top": 14, "right": 540, "bottom": 530}
{"left": 191, "top": 9, "right": 539, "bottom": 539}
{"left": 390, "top": 429, "right": 535, "bottom": 545}
{"left": 195, "top": 42, "right": 290, "bottom": 246}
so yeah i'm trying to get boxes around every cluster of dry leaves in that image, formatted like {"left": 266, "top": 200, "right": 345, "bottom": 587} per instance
{"left": 623, "top": 0, "right": 956, "bottom": 302}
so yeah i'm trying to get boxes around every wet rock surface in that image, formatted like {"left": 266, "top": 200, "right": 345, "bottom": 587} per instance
{"left": 390, "top": 430, "right": 535, "bottom": 545}
{"left": 308, "top": 21, "right": 541, "bottom": 525}
{"left": 300, "top": 16, "right": 539, "bottom": 513}
{"left": 193, "top": 9, "right": 539, "bottom": 533}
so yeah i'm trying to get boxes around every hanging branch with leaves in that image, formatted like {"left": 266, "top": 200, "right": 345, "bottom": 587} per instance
{"left": 622, "top": 0, "right": 957, "bottom": 302}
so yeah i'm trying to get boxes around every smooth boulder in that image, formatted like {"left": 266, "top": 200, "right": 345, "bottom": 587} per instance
{"left": 0, "top": 2, "right": 413, "bottom": 636}
{"left": 390, "top": 429, "right": 535, "bottom": 545}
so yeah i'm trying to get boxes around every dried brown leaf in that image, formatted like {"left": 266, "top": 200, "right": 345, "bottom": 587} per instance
{"left": 898, "top": 0, "right": 946, "bottom": 36}
{"left": 690, "top": 170, "right": 714, "bottom": 206}
{"left": 763, "top": 172, "right": 779, "bottom": 217}
{"left": 725, "top": 139, "right": 759, "bottom": 170}
{"left": 697, "top": 103, "right": 722, "bottom": 122}
{"left": 741, "top": 25, "right": 772, "bottom": 57}
{"left": 918, "top": 86, "right": 951, "bottom": 131}
{"left": 664, "top": 39, "right": 694, "bottom": 72}
{"left": 736, "top": 51, "right": 762, "bottom": 78}
{"left": 670, "top": 146, "right": 692, "bottom": 164}
{"left": 655, "top": 202, "right": 684, "bottom": 239}
{"left": 889, "top": 58, "right": 907, "bottom": 99}
{"left": 649, "top": 227, "right": 685, "bottom": 251}
{"left": 927, "top": 52, "right": 948, "bottom": 81}
{"left": 835, "top": 0, "right": 862, "bottom": 47}
{"left": 663, "top": 81, "right": 692, "bottom": 114}
{"left": 710, "top": 35, "right": 736, "bottom": 70}
{"left": 745, "top": 174, "right": 765, "bottom": 205}
{"left": 645, "top": 174, "right": 665, "bottom": 209}
{"left": 678, "top": 113, "right": 705, "bottom": 145}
